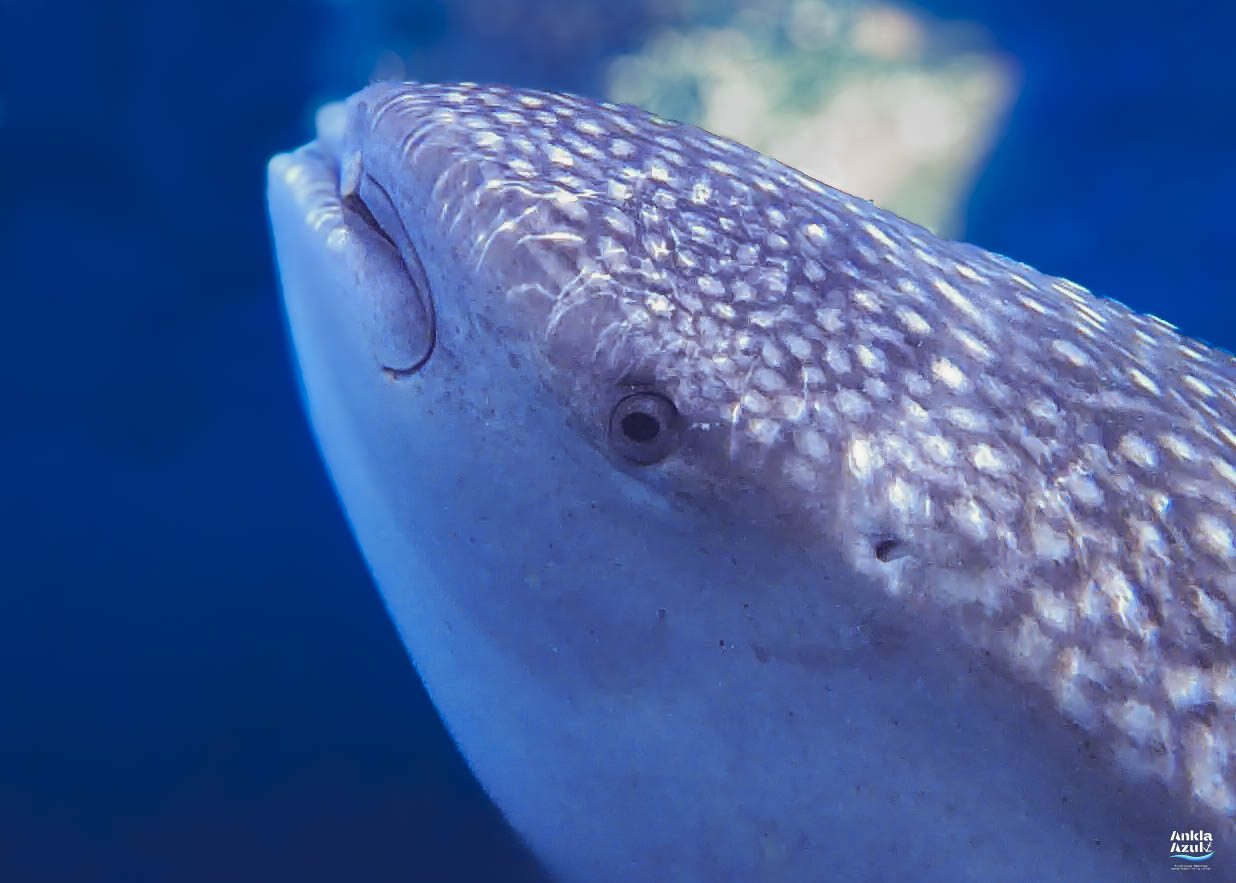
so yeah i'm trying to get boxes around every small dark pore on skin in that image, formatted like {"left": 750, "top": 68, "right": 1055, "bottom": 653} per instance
{"left": 874, "top": 539, "right": 901, "bottom": 562}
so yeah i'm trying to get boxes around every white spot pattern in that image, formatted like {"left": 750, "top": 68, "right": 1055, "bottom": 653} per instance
{"left": 346, "top": 81, "right": 1236, "bottom": 825}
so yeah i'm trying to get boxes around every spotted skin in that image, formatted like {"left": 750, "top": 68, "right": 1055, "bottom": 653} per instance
{"left": 275, "top": 81, "right": 1236, "bottom": 874}
{"left": 333, "top": 80, "right": 1236, "bottom": 824}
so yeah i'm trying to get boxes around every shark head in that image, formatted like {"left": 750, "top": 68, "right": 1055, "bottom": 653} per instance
{"left": 283, "top": 83, "right": 836, "bottom": 527}
{"left": 268, "top": 81, "right": 1233, "bottom": 881}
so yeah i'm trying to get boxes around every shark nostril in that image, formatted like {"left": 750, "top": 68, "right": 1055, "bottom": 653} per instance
{"left": 336, "top": 157, "right": 436, "bottom": 376}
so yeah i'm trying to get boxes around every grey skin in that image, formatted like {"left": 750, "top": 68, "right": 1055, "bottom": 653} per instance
{"left": 267, "top": 82, "right": 1236, "bottom": 881}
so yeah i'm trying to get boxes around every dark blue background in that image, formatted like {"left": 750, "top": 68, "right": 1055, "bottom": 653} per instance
{"left": 1, "top": 1, "right": 1232, "bottom": 880}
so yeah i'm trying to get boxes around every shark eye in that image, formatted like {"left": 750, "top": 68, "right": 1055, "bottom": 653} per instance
{"left": 609, "top": 392, "right": 681, "bottom": 465}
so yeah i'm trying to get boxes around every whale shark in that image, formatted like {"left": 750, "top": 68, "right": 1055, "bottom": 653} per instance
{"left": 266, "top": 81, "right": 1236, "bottom": 881}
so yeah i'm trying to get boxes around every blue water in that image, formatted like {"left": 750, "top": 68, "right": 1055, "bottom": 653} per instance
{"left": 1, "top": 1, "right": 1233, "bottom": 880}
